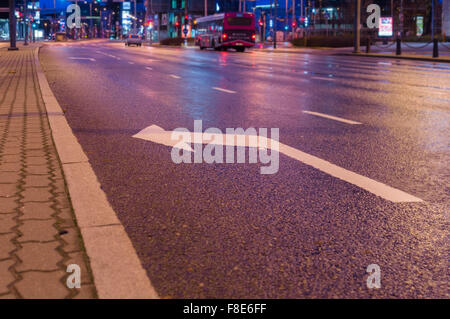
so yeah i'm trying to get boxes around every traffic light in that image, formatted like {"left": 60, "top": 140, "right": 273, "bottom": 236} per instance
{"left": 292, "top": 22, "right": 296, "bottom": 28}
{"left": 258, "top": 19, "right": 263, "bottom": 27}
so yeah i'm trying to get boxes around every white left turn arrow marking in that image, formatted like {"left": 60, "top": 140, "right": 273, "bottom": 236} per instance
{"left": 132, "top": 125, "right": 423, "bottom": 203}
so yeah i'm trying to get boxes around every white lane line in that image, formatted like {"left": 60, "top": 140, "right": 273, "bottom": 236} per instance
{"left": 303, "top": 111, "right": 362, "bottom": 125}
{"left": 95, "top": 50, "right": 121, "bottom": 60}
{"left": 145, "top": 66, "right": 153, "bottom": 70}
{"left": 311, "top": 76, "right": 336, "bottom": 81}
{"left": 128, "top": 62, "right": 135, "bottom": 64}
{"left": 170, "top": 74, "right": 181, "bottom": 79}
{"left": 212, "top": 87, "right": 237, "bottom": 94}
{"left": 69, "top": 57, "right": 96, "bottom": 62}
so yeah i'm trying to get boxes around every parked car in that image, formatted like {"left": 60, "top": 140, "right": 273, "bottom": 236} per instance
{"left": 126, "top": 34, "right": 142, "bottom": 47}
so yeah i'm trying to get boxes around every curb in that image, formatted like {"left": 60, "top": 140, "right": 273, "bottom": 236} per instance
{"left": 34, "top": 46, "right": 159, "bottom": 299}
{"left": 338, "top": 52, "right": 450, "bottom": 63}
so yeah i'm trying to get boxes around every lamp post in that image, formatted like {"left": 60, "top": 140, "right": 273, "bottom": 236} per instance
{"left": 133, "top": 0, "right": 136, "bottom": 33}
{"left": 74, "top": 0, "right": 78, "bottom": 40}
{"left": 8, "top": 0, "right": 18, "bottom": 50}
{"left": 24, "top": 0, "right": 28, "bottom": 45}
{"left": 270, "top": 0, "right": 273, "bottom": 43}
{"left": 274, "top": 0, "right": 277, "bottom": 48}
{"left": 353, "top": 0, "right": 360, "bottom": 53}
{"left": 285, "top": 0, "right": 287, "bottom": 41}
{"left": 32, "top": 0, "right": 35, "bottom": 42}
{"left": 89, "top": 2, "right": 92, "bottom": 38}
{"left": 184, "top": 0, "right": 187, "bottom": 46}
{"left": 431, "top": 0, "right": 435, "bottom": 39}
{"left": 292, "top": 0, "right": 295, "bottom": 33}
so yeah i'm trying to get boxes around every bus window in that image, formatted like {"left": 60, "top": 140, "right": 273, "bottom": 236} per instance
{"left": 226, "top": 17, "right": 252, "bottom": 26}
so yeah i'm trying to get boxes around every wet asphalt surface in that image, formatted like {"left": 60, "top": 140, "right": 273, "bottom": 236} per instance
{"left": 40, "top": 40, "right": 449, "bottom": 298}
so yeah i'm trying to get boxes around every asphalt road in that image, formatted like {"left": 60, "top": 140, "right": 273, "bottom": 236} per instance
{"left": 40, "top": 40, "right": 449, "bottom": 298}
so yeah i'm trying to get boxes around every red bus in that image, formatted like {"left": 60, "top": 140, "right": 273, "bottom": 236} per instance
{"left": 195, "top": 12, "right": 256, "bottom": 52}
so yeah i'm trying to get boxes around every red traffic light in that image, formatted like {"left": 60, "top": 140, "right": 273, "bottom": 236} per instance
{"left": 258, "top": 20, "right": 263, "bottom": 26}
{"left": 292, "top": 22, "right": 297, "bottom": 28}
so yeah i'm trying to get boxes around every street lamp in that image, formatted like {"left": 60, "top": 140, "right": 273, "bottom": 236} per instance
{"left": 285, "top": 0, "right": 288, "bottom": 41}
{"left": 8, "top": 0, "right": 18, "bottom": 50}
{"left": 274, "top": 0, "right": 277, "bottom": 48}
{"left": 353, "top": 0, "right": 361, "bottom": 53}
{"left": 24, "top": 0, "right": 28, "bottom": 45}
{"left": 431, "top": 0, "right": 435, "bottom": 39}
{"left": 134, "top": 0, "right": 136, "bottom": 33}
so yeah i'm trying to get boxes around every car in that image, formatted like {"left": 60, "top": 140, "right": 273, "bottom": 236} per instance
{"left": 126, "top": 34, "right": 142, "bottom": 47}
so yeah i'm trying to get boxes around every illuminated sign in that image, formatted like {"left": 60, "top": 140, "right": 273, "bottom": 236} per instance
{"left": 416, "top": 16, "right": 423, "bottom": 36}
{"left": 378, "top": 17, "right": 393, "bottom": 37}
{"left": 123, "top": 2, "right": 130, "bottom": 10}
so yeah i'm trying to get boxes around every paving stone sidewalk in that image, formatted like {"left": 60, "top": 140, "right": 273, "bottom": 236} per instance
{"left": 0, "top": 44, "right": 96, "bottom": 298}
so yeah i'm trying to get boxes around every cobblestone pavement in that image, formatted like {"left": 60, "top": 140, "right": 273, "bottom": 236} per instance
{"left": 0, "top": 44, "right": 97, "bottom": 298}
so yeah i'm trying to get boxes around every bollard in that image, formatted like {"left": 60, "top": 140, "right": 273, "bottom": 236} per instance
{"left": 396, "top": 38, "right": 401, "bottom": 55}
{"left": 433, "top": 38, "right": 439, "bottom": 58}
{"left": 366, "top": 37, "right": 371, "bottom": 53}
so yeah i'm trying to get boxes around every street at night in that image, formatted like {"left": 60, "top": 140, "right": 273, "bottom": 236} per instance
{"left": 0, "top": 0, "right": 449, "bottom": 306}
{"left": 37, "top": 40, "right": 449, "bottom": 298}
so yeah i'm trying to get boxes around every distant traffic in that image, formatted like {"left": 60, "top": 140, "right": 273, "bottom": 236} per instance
{"left": 195, "top": 12, "right": 256, "bottom": 52}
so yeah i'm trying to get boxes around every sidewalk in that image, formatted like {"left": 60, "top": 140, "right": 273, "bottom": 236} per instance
{"left": 334, "top": 42, "right": 450, "bottom": 63}
{"left": 0, "top": 44, "right": 96, "bottom": 298}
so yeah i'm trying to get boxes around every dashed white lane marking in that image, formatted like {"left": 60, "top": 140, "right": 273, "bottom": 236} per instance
{"left": 95, "top": 50, "right": 121, "bottom": 60}
{"left": 212, "top": 87, "right": 237, "bottom": 94}
{"left": 311, "top": 76, "right": 336, "bottom": 81}
{"left": 170, "top": 74, "right": 181, "bottom": 79}
{"left": 133, "top": 125, "right": 423, "bottom": 203}
{"left": 69, "top": 57, "right": 96, "bottom": 62}
{"left": 145, "top": 66, "right": 153, "bottom": 70}
{"left": 128, "top": 62, "right": 135, "bottom": 64}
{"left": 303, "top": 111, "right": 362, "bottom": 125}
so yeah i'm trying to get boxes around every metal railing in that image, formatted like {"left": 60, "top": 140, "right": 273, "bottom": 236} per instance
{"left": 364, "top": 37, "right": 449, "bottom": 58}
